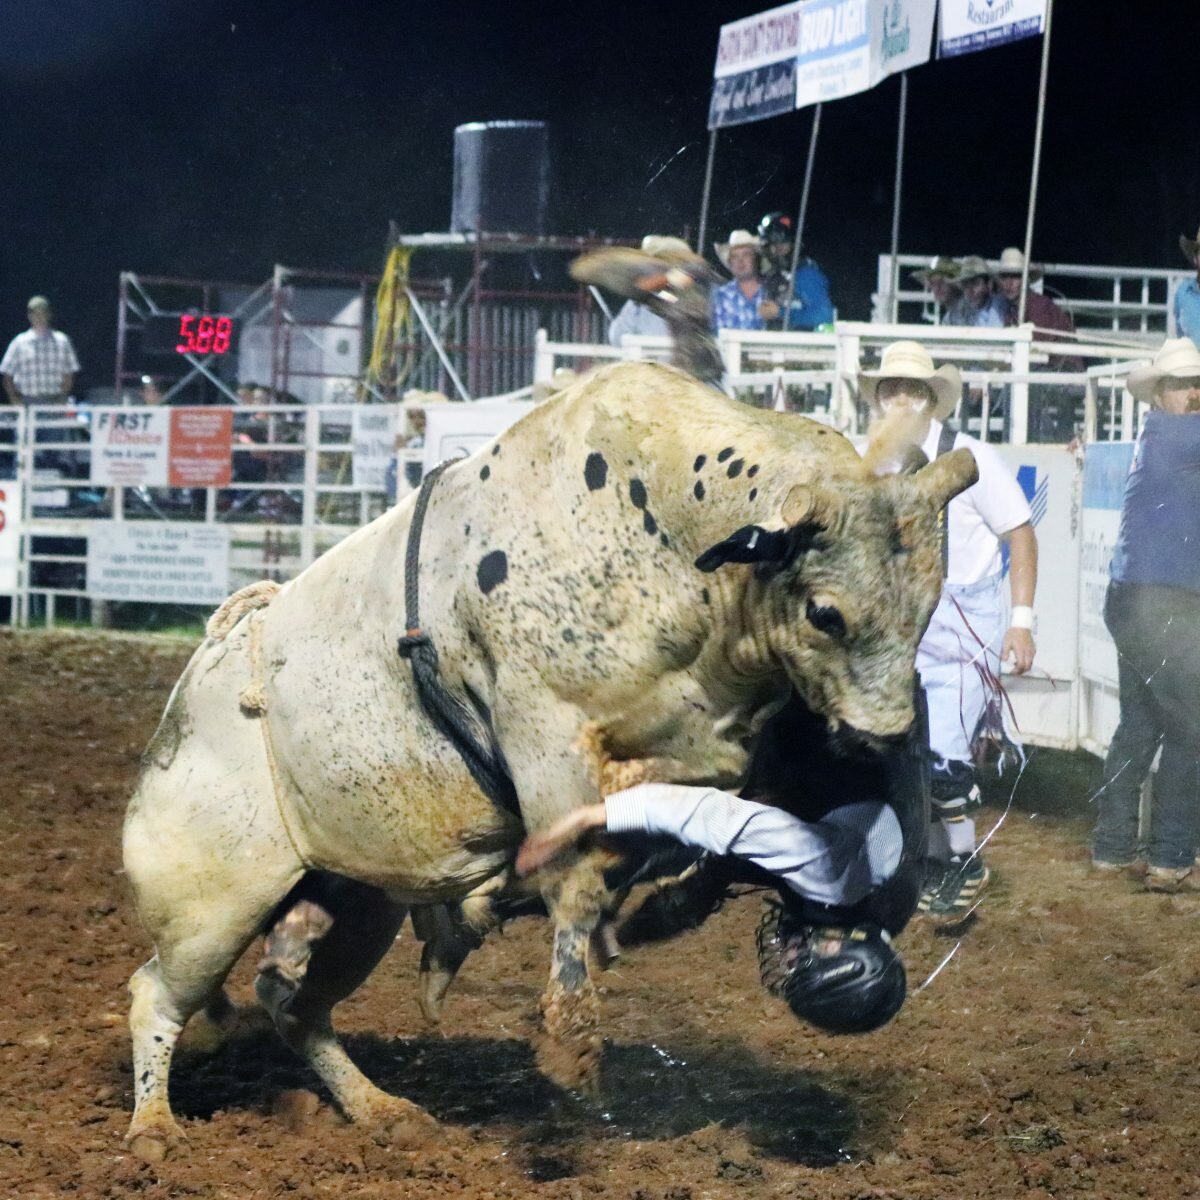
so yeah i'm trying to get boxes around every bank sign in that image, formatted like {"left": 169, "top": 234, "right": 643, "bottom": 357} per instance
{"left": 708, "top": 0, "right": 936, "bottom": 128}
{"left": 937, "top": 0, "right": 1046, "bottom": 58}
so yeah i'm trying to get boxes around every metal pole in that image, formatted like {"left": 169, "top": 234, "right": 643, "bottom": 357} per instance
{"left": 114, "top": 273, "right": 129, "bottom": 401}
{"left": 783, "top": 103, "right": 823, "bottom": 332}
{"left": 888, "top": 73, "right": 909, "bottom": 324}
{"left": 1018, "top": 0, "right": 1055, "bottom": 326}
{"left": 697, "top": 128, "right": 719, "bottom": 257}
{"left": 406, "top": 289, "right": 471, "bottom": 401}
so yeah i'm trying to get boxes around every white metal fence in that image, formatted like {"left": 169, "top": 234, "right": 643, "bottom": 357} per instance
{"left": 535, "top": 322, "right": 1149, "bottom": 445}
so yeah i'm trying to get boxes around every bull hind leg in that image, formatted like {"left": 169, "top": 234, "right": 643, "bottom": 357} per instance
{"left": 255, "top": 878, "right": 441, "bottom": 1146}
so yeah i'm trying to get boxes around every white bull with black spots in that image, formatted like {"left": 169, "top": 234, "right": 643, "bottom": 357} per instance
{"left": 122, "top": 362, "right": 976, "bottom": 1159}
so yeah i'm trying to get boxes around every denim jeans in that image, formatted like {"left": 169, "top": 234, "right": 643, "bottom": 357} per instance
{"left": 1092, "top": 582, "right": 1200, "bottom": 870}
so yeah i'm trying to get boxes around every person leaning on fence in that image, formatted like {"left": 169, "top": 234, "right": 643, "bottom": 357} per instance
{"left": 1173, "top": 225, "right": 1200, "bottom": 350}
{"left": 911, "top": 257, "right": 962, "bottom": 323}
{"left": 607, "top": 236, "right": 698, "bottom": 346}
{"left": 1091, "top": 338, "right": 1200, "bottom": 892}
{"left": 711, "top": 229, "right": 769, "bottom": 332}
{"left": 1, "top": 295, "right": 80, "bottom": 406}
{"left": 859, "top": 341, "right": 1038, "bottom": 919}
{"left": 995, "top": 247, "right": 1083, "bottom": 372}
{"left": 945, "top": 257, "right": 1007, "bottom": 329}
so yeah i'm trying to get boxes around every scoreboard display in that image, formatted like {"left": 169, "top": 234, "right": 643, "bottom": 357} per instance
{"left": 143, "top": 313, "right": 242, "bottom": 358}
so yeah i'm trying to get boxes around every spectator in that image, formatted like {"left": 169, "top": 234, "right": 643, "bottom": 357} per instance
{"left": 1173, "top": 224, "right": 1200, "bottom": 349}
{"left": 607, "top": 236, "right": 696, "bottom": 346}
{"left": 995, "top": 247, "right": 1082, "bottom": 370}
{"left": 911, "top": 256, "right": 962, "bottom": 324}
{"left": 859, "top": 341, "right": 1038, "bottom": 918}
{"left": 1, "top": 295, "right": 80, "bottom": 405}
{"left": 1091, "top": 338, "right": 1200, "bottom": 891}
{"left": 712, "top": 229, "right": 767, "bottom": 331}
{"left": 756, "top": 211, "right": 834, "bottom": 331}
{"left": 945, "top": 257, "right": 1007, "bottom": 328}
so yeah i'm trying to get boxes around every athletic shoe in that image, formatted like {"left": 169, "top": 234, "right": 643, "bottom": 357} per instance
{"left": 917, "top": 853, "right": 990, "bottom": 918}
{"left": 1145, "top": 865, "right": 1200, "bottom": 894}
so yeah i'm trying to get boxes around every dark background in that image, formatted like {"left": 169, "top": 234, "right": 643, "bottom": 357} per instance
{"left": 0, "top": 0, "right": 1194, "bottom": 393}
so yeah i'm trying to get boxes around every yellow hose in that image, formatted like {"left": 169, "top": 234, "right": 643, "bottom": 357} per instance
{"left": 366, "top": 245, "right": 414, "bottom": 398}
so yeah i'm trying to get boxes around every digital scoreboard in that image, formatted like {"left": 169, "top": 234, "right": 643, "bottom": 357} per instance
{"left": 142, "top": 313, "right": 242, "bottom": 358}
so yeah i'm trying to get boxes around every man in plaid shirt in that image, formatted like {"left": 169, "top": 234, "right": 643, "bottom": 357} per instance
{"left": 1, "top": 296, "right": 80, "bottom": 404}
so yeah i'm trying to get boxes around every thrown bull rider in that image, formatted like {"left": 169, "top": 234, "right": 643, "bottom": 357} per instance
{"left": 259, "top": 237, "right": 936, "bottom": 1041}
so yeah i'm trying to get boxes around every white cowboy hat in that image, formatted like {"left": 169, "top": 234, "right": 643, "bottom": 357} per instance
{"left": 995, "top": 246, "right": 1043, "bottom": 282}
{"left": 639, "top": 235, "right": 697, "bottom": 262}
{"left": 1125, "top": 337, "right": 1200, "bottom": 406}
{"left": 1179, "top": 225, "right": 1200, "bottom": 263}
{"left": 857, "top": 340, "right": 963, "bottom": 422}
{"left": 955, "top": 255, "right": 993, "bottom": 283}
{"left": 714, "top": 229, "right": 761, "bottom": 270}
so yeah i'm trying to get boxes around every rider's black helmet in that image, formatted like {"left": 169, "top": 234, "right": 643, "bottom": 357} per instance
{"left": 757, "top": 212, "right": 795, "bottom": 246}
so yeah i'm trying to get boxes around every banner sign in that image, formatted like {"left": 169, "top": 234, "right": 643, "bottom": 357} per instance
{"left": 422, "top": 402, "right": 532, "bottom": 476}
{"left": 168, "top": 409, "right": 233, "bottom": 487}
{"left": 91, "top": 408, "right": 233, "bottom": 488}
{"left": 0, "top": 482, "right": 19, "bottom": 595}
{"left": 708, "top": 0, "right": 935, "bottom": 125}
{"left": 937, "top": 0, "right": 1045, "bottom": 58}
{"left": 351, "top": 406, "right": 400, "bottom": 491}
{"left": 1078, "top": 441, "right": 1134, "bottom": 689}
{"left": 87, "top": 523, "right": 230, "bottom": 605}
{"left": 709, "top": 2, "right": 803, "bottom": 128}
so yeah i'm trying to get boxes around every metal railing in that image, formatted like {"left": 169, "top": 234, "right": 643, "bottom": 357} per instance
{"left": 536, "top": 323, "right": 1146, "bottom": 445}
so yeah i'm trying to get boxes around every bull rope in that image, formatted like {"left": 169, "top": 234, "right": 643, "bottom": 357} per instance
{"left": 397, "top": 460, "right": 521, "bottom": 817}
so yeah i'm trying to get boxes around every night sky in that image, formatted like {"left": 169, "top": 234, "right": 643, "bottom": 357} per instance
{"left": 1, "top": 1, "right": 1194, "bottom": 393}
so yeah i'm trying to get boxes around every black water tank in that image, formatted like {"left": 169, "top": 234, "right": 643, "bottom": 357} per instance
{"left": 451, "top": 120, "right": 550, "bottom": 235}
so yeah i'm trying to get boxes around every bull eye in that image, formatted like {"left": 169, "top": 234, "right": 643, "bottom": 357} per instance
{"left": 806, "top": 598, "right": 847, "bottom": 639}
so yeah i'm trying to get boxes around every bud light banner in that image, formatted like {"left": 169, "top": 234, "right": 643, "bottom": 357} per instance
{"left": 708, "top": 0, "right": 935, "bottom": 127}
{"left": 937, "top": 0, "right": 1046, "bottom": 58}
{"left": 709, "top": 2, "right": 804, "bottom": 129}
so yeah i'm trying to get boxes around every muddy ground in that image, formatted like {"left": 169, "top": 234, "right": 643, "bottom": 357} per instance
{"left": 1, "top": 628, "right": 1198, "bottom": 1199}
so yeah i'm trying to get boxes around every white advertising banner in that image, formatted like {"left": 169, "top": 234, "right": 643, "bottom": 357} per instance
{"left": 422, "top": 402, "right": 534, "bottom": 476}
{"left": 937, "top": 0, "right": 1046, "bottom": 59}
{"left": 873, "top": 0, "right": 938, "bottom": 79}
{"left": 91, "top": 408, "right": 170, "bottom": 486}
{"left": 87, "top": 523, "right": 230, "bottom": 605}
{"left": 0, "top": 479, "right": 20, "bottom": 595}
{"left": 351, "top": 406, "right": 400, "bottom": 491}
{"left": 1078, "top": 442, "right": 1134, "bottom": 688}
{"left": 709, "top": 2, "right": 804, "bottom": 128}
{"left": 794, "top": 0, "right": 872, "bottom": 109}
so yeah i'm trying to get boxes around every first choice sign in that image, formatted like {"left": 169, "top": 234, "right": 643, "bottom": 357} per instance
{"left": 91, "top": 408, "right": 232, "bottom": 488}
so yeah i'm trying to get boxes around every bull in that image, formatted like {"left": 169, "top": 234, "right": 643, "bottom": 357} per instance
{"left": 122, "top": 338, "right": 976, "bottom": 1159}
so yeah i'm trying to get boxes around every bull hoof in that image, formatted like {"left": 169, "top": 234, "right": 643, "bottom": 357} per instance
{"left": 363, "top": 1099, "right": 443, "bottom": 1150}
{"left": 537, "top": 983, "right": 601, "bottom": 1094}
{"left": 126, "top": 1121, "right": 186, "bottom": 1163}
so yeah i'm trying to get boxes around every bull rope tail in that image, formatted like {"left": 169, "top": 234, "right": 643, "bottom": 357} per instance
{"left": 239, "top": 609, "right": 311, "bottom": 869}
{"left": 396, "top": 460, "right": 521, "bottom": 817}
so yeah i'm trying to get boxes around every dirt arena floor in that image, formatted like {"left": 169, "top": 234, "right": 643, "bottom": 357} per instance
{"left": 2, "top": 628, "right": 1199, "bottom": 1200}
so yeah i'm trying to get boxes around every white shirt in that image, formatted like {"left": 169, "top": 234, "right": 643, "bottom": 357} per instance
{"left": 604, "top": 782, "right": 901, "bottom": 908}
{"left": 923, "top": 420, "right": 1031, "bottom": 585}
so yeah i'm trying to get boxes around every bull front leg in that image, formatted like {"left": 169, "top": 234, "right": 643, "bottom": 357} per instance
{"left": 536, "top": 854, "right": 610, "bottom": 1094}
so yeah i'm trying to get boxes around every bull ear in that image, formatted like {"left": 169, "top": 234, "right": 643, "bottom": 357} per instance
{"left": 912, "top": 447, "right": 979, "bottom": 507}
{"left": 694, "top": 525, "right": 790, "bottom": 572}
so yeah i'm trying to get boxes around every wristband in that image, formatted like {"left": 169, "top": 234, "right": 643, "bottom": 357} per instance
{"left": 1010, "top": 605, "right": 1034, "bottom": 630}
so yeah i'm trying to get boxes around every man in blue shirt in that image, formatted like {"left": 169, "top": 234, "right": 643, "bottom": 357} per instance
{"left": 1172, "top": 225, "right": 1200, "bottom": 348}
{"left": 711, "top": 229, "right": 768, "bottom": 331}
{"left": 945, "top": 256, "right": 1007, "bottom": 328}
{"left": 1092, "top": 338, "right": 1200, "bottom": 891}
{"left": 756, "top": 211, "right": 835, "bottom": 331}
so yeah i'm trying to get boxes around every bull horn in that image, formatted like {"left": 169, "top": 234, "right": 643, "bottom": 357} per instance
{"left": 912, "top": 447, "right": 979, "bottom": 507}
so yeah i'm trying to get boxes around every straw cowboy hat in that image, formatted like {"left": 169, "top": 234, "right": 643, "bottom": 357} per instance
{"left": 995, "top": 246, "right": 1043, "bottom": 282}
{"left": 714, "top": 229, "right": 761, "bottom": 270}
{"left": 1125, "top": 337, "right": 1200, "bottom": 406}
{"left": 1179, "top": 225, "right": 1200, "bottom": 263}
{"left": 955, "top": 255, "right": 993, "bottom": 283}
{"left": 639, "top": 235, "right": 698, "bottom": 262}
{"left": 858, "top": 340, "right": 963, "bottom": 421}
{"left": 911, "top": 256, "right": 960, "bottom": 286}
